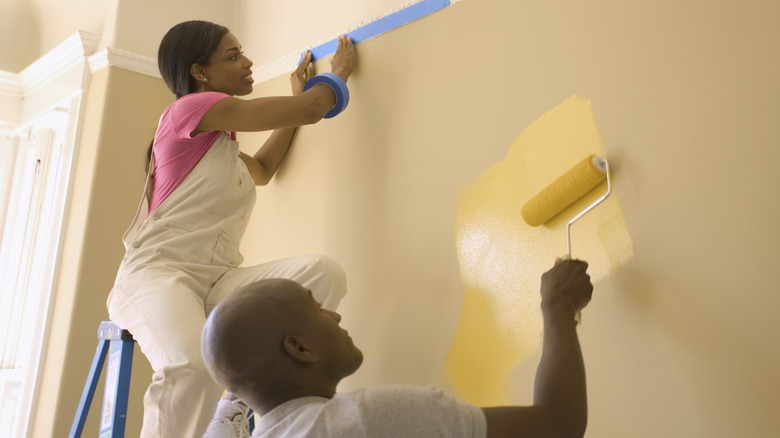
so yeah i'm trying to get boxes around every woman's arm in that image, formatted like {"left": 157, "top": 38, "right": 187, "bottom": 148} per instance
{"left": 195, "top": 36, "right": 355, "bottom": 134}
{"left": 195, "top": 88, "right": 335, "bottom": 134}
{"left": 206, "top": 36, "right": 355, "bottom": 185}
{"left": 239, "top": 127, "right": 297, "bottom": 186}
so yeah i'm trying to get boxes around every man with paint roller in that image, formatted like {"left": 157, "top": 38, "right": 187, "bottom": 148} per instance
{"left": 202, "top": 258, "right": 593, "bottom": 438}
{"left": 106, "top": 20, "right": 355, "bottom": 438}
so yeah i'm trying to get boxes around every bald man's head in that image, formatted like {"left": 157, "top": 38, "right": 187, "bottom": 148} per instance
{"left": 201, "top": 278, "right": 362, "bottom": 407}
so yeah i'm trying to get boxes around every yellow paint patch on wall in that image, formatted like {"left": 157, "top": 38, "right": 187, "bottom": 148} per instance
{"left": 445, "top": 95, "right": 633, "bottom": 405}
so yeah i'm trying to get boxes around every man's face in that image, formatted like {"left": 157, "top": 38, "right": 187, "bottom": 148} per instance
{"left": 294, "top": 287, "right": 364, "bottom": 380}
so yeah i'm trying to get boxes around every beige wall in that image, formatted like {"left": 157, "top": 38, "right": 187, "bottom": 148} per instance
{"left": 38, "top": 0, "right": 779, "bottom": 436}
{"left": 240, "top": 0, "right": 780, "bottom": 436}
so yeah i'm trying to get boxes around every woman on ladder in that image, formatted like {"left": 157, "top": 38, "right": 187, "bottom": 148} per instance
{"left": 106, "top": 20, "right": 355, "bottom": 438}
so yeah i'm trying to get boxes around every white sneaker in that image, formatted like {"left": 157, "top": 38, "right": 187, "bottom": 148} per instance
{"left": 203, "top": 398, "right": 252, "bottom": 438}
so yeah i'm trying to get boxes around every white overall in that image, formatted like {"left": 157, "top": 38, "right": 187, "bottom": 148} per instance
{"left": 107, "top": 133, "right": 346, "bottom": 437}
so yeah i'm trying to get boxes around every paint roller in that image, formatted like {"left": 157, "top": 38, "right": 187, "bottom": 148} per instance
{"left": 521, "top": 154, "right": 612, "bottom": 323}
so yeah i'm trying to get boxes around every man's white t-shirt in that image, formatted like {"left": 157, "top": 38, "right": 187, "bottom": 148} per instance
{"left": 253, "top": 384, "right": 487, "bottom": 437}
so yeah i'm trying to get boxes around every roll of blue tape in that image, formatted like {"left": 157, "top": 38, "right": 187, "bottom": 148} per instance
{"left": 303, "top": 73, "right": 350, "bottom": 119}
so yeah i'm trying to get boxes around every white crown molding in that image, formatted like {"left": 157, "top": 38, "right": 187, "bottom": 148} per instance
{"left": 252, "top": 0, "right": 462, "bottom": 84}
{"left": 0, "top": 71, "right": 23, "bottom": 98}
{"left": 0, "top": 31, "right": 99, "bottom": 130}
{"left": 254, "top": 53, "right": 301, "bottom": 85}
{"left": 88, "top": 47, "right": 160, "bottom": 78}
{"left": 18, "top": 31, "right": 100, "bottom": 94}
{"left": 0, "top": 120, "right": 17, "bottom": 135}
{"left": 0, "top": 29, "right": 160, "bottom": 108}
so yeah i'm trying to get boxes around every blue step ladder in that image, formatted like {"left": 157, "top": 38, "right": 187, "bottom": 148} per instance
{"left": 70, "top": 321, "right": 135, "bottom": 438}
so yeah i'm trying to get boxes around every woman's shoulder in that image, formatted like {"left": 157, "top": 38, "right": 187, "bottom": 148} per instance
{"left": 171, "top": 91, "right": 232, "bottom": 112}
{"left": 161, "top": 92, "right": 232, "bottom": 127}
{"left": 158, "top": 92, "right": 232, "bottom": 140}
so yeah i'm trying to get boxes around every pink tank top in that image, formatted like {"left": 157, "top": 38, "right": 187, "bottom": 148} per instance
{"left": 149, "top": 91, "right": 236, "bottom": 213}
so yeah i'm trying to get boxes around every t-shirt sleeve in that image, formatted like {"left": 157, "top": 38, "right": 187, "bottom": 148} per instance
{"left": 168, "top": 91, "right": 231, "bottom": 139}
{"left": 359, "top": 385, "right": 487, "bottom": 438}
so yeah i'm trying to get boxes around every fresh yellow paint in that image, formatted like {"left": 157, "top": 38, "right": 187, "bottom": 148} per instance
{"left": 445, "top": 95, "right": 633, "bottom": 405}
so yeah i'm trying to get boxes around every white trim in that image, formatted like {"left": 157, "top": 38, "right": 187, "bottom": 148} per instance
{"left": 0, "top": 32, "right": 99, "bottom": 438}
{"left": 11, "top": 107, "right": 70, "bottom": 138}
{"left": 252, "top": 0, "right": 453, "bottom": 84}
{"left": 0, "top": 121, "right": 16, "bottom": 136}
{"left": 0, "top": 31, "right": 99, "bottom": 109}
{"left": 71, "top": 0, "right": 463, "bottom": 84}
{"left": 253, "top": 53, "right": 303, "bottom": 85}
{"left": 18, "top": 31, "right": 100, "bottom": 95}
{"left": 88, "top": 47, "right": 160, "bottom": 78}
{"left": 20, "top": 92, "right": 87, "bottom": 438}
{"left": 0, "top": 71, "right": 23, "bottom": 98}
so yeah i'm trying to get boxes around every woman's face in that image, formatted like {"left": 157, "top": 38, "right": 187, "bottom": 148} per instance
{"left": 194, "top": 32, "right": 254, "bottom": 96}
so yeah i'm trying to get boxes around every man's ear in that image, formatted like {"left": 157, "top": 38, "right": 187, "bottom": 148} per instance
{"left": 283, "top": 335, "right": 319, "bottom": 363}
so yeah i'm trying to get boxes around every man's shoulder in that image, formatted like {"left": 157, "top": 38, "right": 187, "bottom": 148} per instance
{"left": 350, "top": 383, "right": 441, "bottom": 401}
{"left": 254, "top": 387, "right": 486, "bottom": 438}
{"left": 327, "top": 384, "right": 486, "bottom": 437}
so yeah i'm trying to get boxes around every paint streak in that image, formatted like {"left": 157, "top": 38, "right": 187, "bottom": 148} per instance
{"left": 445, "top": 95, "right": 633, "bottom": 404}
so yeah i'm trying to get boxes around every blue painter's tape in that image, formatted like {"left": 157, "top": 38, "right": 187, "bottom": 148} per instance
{"left": 303, "top": 72, "right": 350, "bottom": 118}
{"left": 301, "top": 0, "right": 450, "bottom": 62}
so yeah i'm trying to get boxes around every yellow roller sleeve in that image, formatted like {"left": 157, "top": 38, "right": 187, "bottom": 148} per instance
{"left": 521, "top": 155, "right": 607, "bottom": 227}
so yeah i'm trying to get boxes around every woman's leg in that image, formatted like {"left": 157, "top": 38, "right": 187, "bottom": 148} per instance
{"left": 108, "top": 268, "right": 226, "bottom": 437}
{"left": 205, "top": 254, "right": 347, "bottom": 314}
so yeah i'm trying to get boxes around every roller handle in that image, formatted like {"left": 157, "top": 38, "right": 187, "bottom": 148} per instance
{"left": 559, "top": 254, "right": 583, "bottom": 326}
{"left": 566, "top": 157, "right": 611, "bottom": 326}
{"left": 566, "top": 156, "right": 611, "bottom": 256}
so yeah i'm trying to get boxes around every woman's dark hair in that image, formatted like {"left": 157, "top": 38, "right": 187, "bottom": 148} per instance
{"left": 158, "top": 20, "right": 229, "bottom": 98}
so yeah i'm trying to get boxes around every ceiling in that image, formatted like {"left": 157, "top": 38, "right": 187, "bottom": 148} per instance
{"left": 1, "top": 0, "right": 110, "bottom": 73}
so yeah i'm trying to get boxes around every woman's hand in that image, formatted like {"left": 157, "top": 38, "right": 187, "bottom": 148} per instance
{"left": 291, "top": 51, "right": 314, "bottom": 95}
{"left": 331, "top": 36, "right": 355, "bottom": 82}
